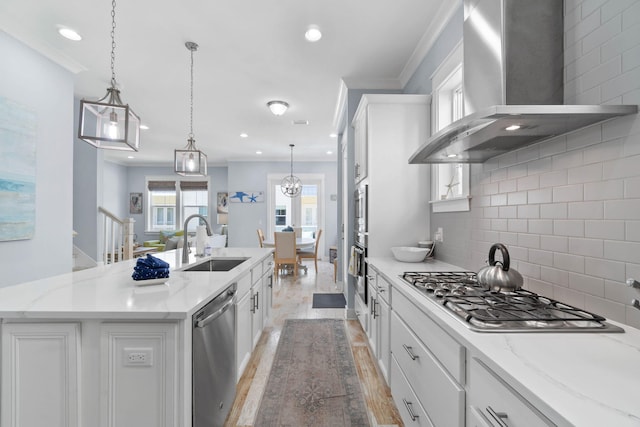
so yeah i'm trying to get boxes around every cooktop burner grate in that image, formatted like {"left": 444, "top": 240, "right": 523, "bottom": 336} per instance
{"left": 400, "top": 271, "right": 624, "bottom": 332}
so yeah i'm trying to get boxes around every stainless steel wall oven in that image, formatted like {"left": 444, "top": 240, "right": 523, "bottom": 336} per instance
{"left": 354, "top": 184, "right": 368, "bottom": 305}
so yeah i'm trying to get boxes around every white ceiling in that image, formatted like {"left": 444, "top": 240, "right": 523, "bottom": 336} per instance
{"left": 1, "top": 0, "right": 458, "bottom": 165}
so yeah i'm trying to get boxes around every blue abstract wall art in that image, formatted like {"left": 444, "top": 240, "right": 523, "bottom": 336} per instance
{"left": 0, "top": 96, "right": 37, "bottom": 241}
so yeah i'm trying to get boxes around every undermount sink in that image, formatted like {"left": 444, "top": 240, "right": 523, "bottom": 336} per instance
{"left": 181, "top": 257, "right": 249, "bottom": 272}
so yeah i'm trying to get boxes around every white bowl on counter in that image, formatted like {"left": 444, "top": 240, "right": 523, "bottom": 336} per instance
{"left": 391, "top": 246, "right": 429, "bottom": 262}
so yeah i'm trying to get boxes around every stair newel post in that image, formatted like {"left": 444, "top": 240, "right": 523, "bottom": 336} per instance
{"left": 123, "top": 217, "right": 135, "bottom": 260}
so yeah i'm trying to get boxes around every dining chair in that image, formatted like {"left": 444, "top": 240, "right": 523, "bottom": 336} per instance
{"left": 274, "top": 231, "right": 297, "bottom": 278}
{"left": 293, "top": 227, "right": 302, "bottom": 238}
{"left": 297, "top": 229, "right": 322, "bottom": 273}
{"left": 256, "top": 228, "right": 265, "bottom": 248}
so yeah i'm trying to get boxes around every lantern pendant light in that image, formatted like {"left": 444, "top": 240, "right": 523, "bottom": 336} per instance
{"left": 281, "top": 144, "right": 302, "bottom": 197}
{"left": 78, "top": 0, "right": 141, "bottom": 151}
{"left": 174, "top": 41, "right": 208, "bottom": 176}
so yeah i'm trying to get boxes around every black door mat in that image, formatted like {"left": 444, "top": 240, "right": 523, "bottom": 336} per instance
{"left": 312, "top": 293, "right": 346, "bottom": 309}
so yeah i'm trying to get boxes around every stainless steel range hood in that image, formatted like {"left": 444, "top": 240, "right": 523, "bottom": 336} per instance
{"left": 409, "top": 0, "right": 638, "bottom": 164}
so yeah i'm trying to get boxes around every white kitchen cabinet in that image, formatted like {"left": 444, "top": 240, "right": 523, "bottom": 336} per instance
{"left": 390, "top": 355, "right": 434, "bottom": 427}
{"left": 351, "top": 94, "right": 431, "bottom": 257}
{"left": 367, "top": 278, "right": 378, "bottom": 356}
{"left": 376, "top": 273, "right": 391, "bottom": 382}
{"left": 467, "top": 358, "right": 554, "bottom": 427}
{"left": 1, "top": 323, "right": 81, "bottom": 427}
{"left": 99, "top": 322, "right": 179, "bottom": 427}
{"left": 250, "top": 281, "right": 263, "bottom": 347}
{"left": 236, "top": 271, "right": 254, "bottom": 380}
{"left": 354, "top": 288, "right": 368, "bottom": 334}
{"left": 353, "top": 110, "right": 368, "bottom": 183}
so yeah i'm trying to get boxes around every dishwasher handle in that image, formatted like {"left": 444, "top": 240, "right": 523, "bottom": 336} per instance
{"left": 195, "top": 290, "right": 236, "bottom": 329}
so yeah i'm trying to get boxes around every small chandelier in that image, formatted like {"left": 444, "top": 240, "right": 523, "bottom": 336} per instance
{"left": 267, "top": 100, "right": 289, "bottom": 116}
{"left": 78, "top": 0, "right": 140, "bottom": 151}
{"left": 281, "top": 144, "right": 302, "bottom": 197}
{"left": 175, "top": 42, "right": 208, "bottom": 176}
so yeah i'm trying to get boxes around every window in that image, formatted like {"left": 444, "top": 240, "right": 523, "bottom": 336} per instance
{"left": 430, "top": 42, "right": 470, "bottom": 213}
{"left": 275, "top": 206, "right": 287, "bottom": 227}
{"left": 146, "top": 178, "right": 209, "bottom": 232}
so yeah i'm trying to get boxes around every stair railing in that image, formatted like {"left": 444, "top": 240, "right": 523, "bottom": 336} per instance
{"left": 98, "top": 207, "right": 135, "bottom": 264}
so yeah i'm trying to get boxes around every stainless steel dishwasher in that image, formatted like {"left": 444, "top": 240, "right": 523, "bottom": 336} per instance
{"left": 193, "top": 283, "right": 237, "bottom": 427}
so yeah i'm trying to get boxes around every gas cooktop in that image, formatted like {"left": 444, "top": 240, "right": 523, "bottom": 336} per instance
{"left": 401, "top": 271, "right": 624, "bottom": 333}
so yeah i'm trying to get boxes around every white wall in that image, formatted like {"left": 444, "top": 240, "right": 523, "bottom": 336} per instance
{"left": 0, "top": 32, "right": 74, "bottom": 287}
{"left": 430, "top": 1, "right": 640, "bottom": 328}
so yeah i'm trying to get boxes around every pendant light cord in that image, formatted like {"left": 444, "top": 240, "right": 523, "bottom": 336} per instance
{"left": 290, "top": 144, "right": 295, "bottom": 177}
{"left": 189, "top": 45, "right": 194, "bottom": 139}
{"left": 110, "top": 0, "right": 117, "bottom": 89}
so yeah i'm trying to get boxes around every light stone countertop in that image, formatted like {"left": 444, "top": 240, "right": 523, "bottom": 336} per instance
{"left": 0, "top": 247, "right": 273, "bottom": 320}
{"left": 368, "top": 256, "right": 640, "bottom": 427}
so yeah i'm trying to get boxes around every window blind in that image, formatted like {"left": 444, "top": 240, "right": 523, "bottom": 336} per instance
{"left": 147, "top": 180, "right": 176, "bottom": 191}
{"left": 179, "top": 181, "right": 208, "bottom": 191}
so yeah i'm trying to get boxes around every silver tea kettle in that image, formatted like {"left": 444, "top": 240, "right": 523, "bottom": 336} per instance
{"left": 477, "top": 243, "right": 523, "bottom": 292}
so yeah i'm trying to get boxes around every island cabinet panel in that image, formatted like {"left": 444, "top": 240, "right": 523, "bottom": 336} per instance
{"left": 1, "top": 323, "right": 80, "bottom": 427}
{"left": 467, "top": 357, "right": 555, "bottom": 427}
{"left": 100, "top": 323, "right": 179, "bottom": 427}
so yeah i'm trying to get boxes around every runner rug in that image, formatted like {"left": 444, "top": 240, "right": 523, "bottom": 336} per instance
{"left": 254, "top": 319, "right": 370, "bottom": 426}
{"left": 312, "top": 292, "right": 346, "bottom": 309}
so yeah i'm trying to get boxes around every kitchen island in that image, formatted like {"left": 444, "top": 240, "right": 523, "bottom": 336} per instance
{"left": 0, "top": 247, "right": 273, "bottom": 427}
{"left": 367, "top": 256, "right": 640, "bottom": 427}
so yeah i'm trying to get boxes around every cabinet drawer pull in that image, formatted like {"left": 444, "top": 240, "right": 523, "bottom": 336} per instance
{"left": 402, "top": 398, "right": 419, "bottom": 421}
{"left": 402, "top": 344, "right": 419, "bottom": 360}
{"left": 486, "top": 406, "right": 508, "bottom": 427}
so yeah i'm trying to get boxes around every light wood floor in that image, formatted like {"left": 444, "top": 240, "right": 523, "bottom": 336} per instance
{"left": 225, "top": 260, "right": 403, "bottom": 427}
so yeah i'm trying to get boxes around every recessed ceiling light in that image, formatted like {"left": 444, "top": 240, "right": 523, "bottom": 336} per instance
{"left": 256, "top": 151, "right": 262, "bottom": 155}
{"left": 305, "top": 25, "right": 322, "bottom": 42}
{"left": 127, "top": 155, "right": 134, "bottom": 159}
{"left": 329, "top": 133, "right": 337, "bottom": 138}
{"left": 58, "top": 27, "right": 82, "bottom": 41}
{"left": 240, "top": 133, "right": 248, "bottom": 138}
{"left": 447, "top": 153, "right": 457, "bottom": 158}
{"left": 139, "top": 124, "right": 149, "bottom": 130}
{"left": 292, "top": 120, "right": 309, "bottom": 125}
{"left": 505, "top": 124, "right": 521, "bottom": 131}
{"left": 327, "top": 151, "right": 333, "bottom": 155}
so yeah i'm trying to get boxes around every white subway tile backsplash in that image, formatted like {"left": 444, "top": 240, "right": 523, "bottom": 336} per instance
{"left": 507, "top": 163, "right": 528, "bottom": 179}
{"left": 584, "top": 179, "right": 624, "bottom": 200}
{"left": 528, "top": 219, "right": 554, "bottom": 235}
{"left": 583, "top": 14, "right": 622, "bottom": 56}
{"left": 625, "top": 221, "right": 640, "bottom": 241}
{"left": 518, "top": 233, "right": 540, "bottom": 249}
{"left": 566, "top": 124, "right": 603, "bottom": 151}
{"left": 568, "top": 272, "right": 605, "bottom": 297}
{"left": 585, "top": 295, "right": 626, "bottom": 323}
{"left": 552, "top": 150, "right": 584, "bottom": 171}
{"left": 585, "top": 257, "right": 626, "bottom": 281}
{"left": 568, "top": 201, "right": 604, "bottom": 219}
{"left": 540, "top": 170, "right": 568, "bottom": 188}
{"left": 566, "top": 6, "right": 601, "bottom": 45}
{"left": 583, "top": 139, "right": 623, "bottom": 164}
{"left": 507, "top": 219, "right": 527, "bottom": 233}
{"left": 602, "top": 0, "right": 637, "bottom": 22}
{"left": 601, "top": 20, "right": 640, "bottom": 62}
{"left": 491, "top": 168, "right": 508, "bottom": 182}
{"left": 585, "top": 220, "right": 626, "bottom": 240}
{"left": 517, "top": 175, "right": 540, "bottom": 191}
{"left": 472, "top": 195, "right": 490, "bottom": 208}
{"left": 568, "top": 163, "right": 603, "bottom": 184}
{"left": 603, "top": 155, "right": 640, "bottom": 180}
{"left": 623, "top": 177, "right": 640, "bottom": 198}
{"left": 517, "top": 204, "right": 540, "bottom": 219}
{"left": 554, "top": 252, "right": 586, "bottom": 273}
{"left": 528, "top": 188, "right": 553, "bottom": 204}
{"left": 625, "top": 262, "right": 640, "bottom": 283}
{"left": 602, "top": 114, "right": 639, "bottom": 142}
{"left": 529, "top": 249, "right": 554, "bottom": 267}
{"left": 497, "top": 152, "right": 518, "bottom": 169}
{"left": 568, "top": 237, "right": 604, "bottom": 257}
{"left": 483, "top": 182, "right": 499, "bottom": 195}
{"left": 622, "top": 0, "right": 640, "bottom": 28}
{"left": 553, "top": 184, "right": 584, "bottom": 202}
{"left": 498, "top": 232, "right": 518, "bottom": 246}
{"left": 541, "top": 235, "right": 569, "bottom": 252}
{"left": 508, "top": 191, "right": 527, "bottom": 205}
{"left": 527, "top": 157, "right": 552, "bottom": 175}
{"left": 602, "top": 64, "right": 640, "bottom": 101}
{"left": 604, "top": 240, "right": 640, "bottom": 263}
{"left": 581, "top": 0, "right": 607, "bottom": 19}
{"left": 491, "top": 219, "right": 508, "bottom": 231}
{"left": 566, "top": 46, "right": 600, "bottom": 82}
{"left": 553, "top": 219, "right": 585, "bottom": 237}
{"left": 541, "top": 266, "right": 570, "bottom": 286}
{"left": 553, "top": 286, "right": 586, "bottom": 309}
{"left": 499, "top": 206, "right": 517, "bottom": 218}
{"left": 605, "top": 199, "right": 640, "bottom": 219}
{"left": 484, "top": 207, "right": 499, "bottom": 219}
{"left": 517, "top": 261, "right": 541, "bottom": 279}
{"left": 541, "top": 203, "right": 568, "bottom": 219}
{"left": 604, "top": 278, "right": 638, "bottom": 305}
{"left": 526, "top": 278, "right": 555, "bottom": 296}
{"left": 575, "top": 86, "right": 602, "bottom": 104}
{"left": 499, "top": 179, "right": 517, "bottom": 193}
{"left": 516, "top": 145, "right": 540, "bottom": 164}
{"left": 623, "top": 44, "right": 640, "bottom": 71}
{"left": 491, "top": 194, "right": 507, "bottom": 206}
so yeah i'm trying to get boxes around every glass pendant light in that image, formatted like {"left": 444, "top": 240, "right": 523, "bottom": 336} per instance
{"left": 281, "top": 144, "right": 302, "bottom": 197}
{"left": 175, "top": 42, "right": 208, "bottom": 176}
{"left": 78, "top": 0, "right": 141, "bottom": 151}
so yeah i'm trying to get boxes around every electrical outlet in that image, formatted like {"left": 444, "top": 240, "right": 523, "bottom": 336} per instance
{"left": 434, "top": 227, "right": 444, "bottom": 243}
{"left": 123, "top": 348, "right": 153, "bottom": 367}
